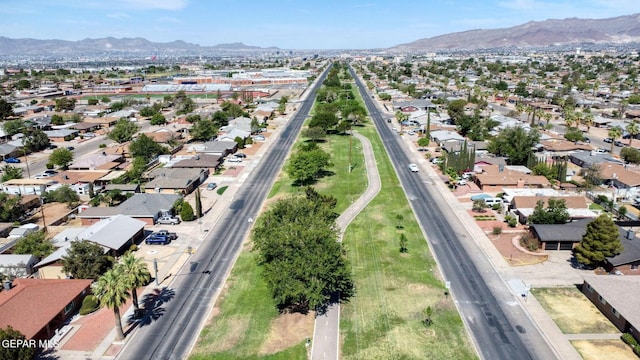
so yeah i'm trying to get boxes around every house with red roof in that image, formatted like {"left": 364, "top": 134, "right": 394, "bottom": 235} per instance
{"left": 0, "top": 278, "right": 92, "bottom": 340}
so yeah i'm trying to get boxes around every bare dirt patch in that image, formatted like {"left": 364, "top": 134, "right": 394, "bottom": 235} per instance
{"left": 489, "top": 232, "right": 546, "bottom": 266}
{"left": 533, "top": 287, "right": 619, "bottom": 334}
{"left": 201, "top": 317, "right": 250, "bottom": 354}
{"left": 258, "top": 312, "right": 314, "bottom": 355}
{"left": 571, "top": 339, "right": 636, "bottom": 360}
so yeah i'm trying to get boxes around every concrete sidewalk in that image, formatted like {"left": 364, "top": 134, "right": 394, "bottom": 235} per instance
{"left": 311, "top": 131, "right": 381, "bottom": 360}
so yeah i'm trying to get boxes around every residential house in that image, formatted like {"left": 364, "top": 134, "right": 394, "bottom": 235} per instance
{"left": 49, "top": 170, "right": 111, "bottom": 196}
{"left": 569, "top": 151, "right": 624, "bottom": 168}
{"left": 605, "top": 227, "right": 640, "bottom": 273}
{"left": 2, "top": 179, "right": 55, "bottom": 196}
{"left": 190, "top": 140, "right": 238, "bottom": 157}
{"left": 143, "top": 128, "right": 182, "bottom": 145}
{"left": 171, "top": 154, "right": 223, "bottom": 172}
{"left": 539, "top": 139, "right": 593, "bottom": 157}
{"left": 0, "top": 278, "right": 92, "bottom": 340}
{"left": 71, "top": 122, "right": 101, "bottom": 134}
{"left": 473, "top": 164, "right": 550, "bottom": 192}
{"left": 0, "top": 143, "right": 19, "bottom": 159}
{"left": 430, "top": 130, "right": 464, "bottom": 145}
{"left": 69, "top": 152, "right": 124, "bottom": 171}
{"left": 529, "top": 218, "right": 591, "bottom": 250}
{"left": 83, "top": 116, "right": 119, "bottom": 129}
{"left": 0, "top": 254, "right": 38, "bottom": 278}
{"left": 44, "top": 129, "right": 78, "bottom": 142}
{"left": 77, "top": 193, "right": 180, "bottom": 225}
{"left": 510, "top": 195, "right": 596, "bottom": 224}
{"left": 598, "top": 163, "right": 640, "bottom": 201}
{"left": 217, "top": 128, "right": 250, "bottom": 142}
{"left": 145, "top": 168, "right": 208, "bottom": 195}
{"left": 582, "top": 276, "right": 640, "bottom": 342}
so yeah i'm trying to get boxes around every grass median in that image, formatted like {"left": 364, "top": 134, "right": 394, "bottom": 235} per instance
{"left": 340, "top": 125, "right": 477, "bottom": 360}
{"left": 190, "top": 128, "right": 367, "bottom": 359}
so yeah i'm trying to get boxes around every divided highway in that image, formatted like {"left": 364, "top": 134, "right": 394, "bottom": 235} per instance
{"left": 119, "top": 67, "right": 330, "bottom": 360}
{"left": 351, "top": 68, "right": 557, "bottom": 360}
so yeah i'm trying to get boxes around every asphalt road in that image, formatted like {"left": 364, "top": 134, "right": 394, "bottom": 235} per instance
{"left": 118, "top": 68, "right": 330, "bottom": 360}
{"left": 351, "top": 68, "right": 557, "bottom": 360}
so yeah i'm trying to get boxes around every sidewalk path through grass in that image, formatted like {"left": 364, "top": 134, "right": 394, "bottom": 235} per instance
{"left": 310, "top": 131, "right": 381, "bottom": 360}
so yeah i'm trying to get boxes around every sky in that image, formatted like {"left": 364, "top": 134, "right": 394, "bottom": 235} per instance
{"left": 1, "top": 0, "right": 640, "bottom": 49}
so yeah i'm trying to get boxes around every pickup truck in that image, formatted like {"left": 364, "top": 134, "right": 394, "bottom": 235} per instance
{"left": 156, "top": 216, "right": 180, "bottom": 225}
{"left": 145, "top": 234, "right": 170, "bottom": 245}
{"left": 154, "top": 230, "right": 177, "bottom": 240}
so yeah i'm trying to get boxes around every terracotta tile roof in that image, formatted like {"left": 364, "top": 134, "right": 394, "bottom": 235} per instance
{"left": 0, "top": 278, "right": 92, "bottom": 339}
{"left": 540, "top": 139, "right": 592, "bottom": 152}
{"left": 475, "top": 165, "right": 550, "bottom": 187}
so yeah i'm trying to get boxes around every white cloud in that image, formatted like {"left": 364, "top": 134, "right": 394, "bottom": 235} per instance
{"left": 107, "top": 12, "right": 131, "bottom": 19}
{"left": 113, "top": 0, "right": 188, "bottom": 10}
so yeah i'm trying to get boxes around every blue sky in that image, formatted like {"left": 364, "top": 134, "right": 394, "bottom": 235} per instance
{"left": 1, "top": 0, "right": 640, "bottom": 49}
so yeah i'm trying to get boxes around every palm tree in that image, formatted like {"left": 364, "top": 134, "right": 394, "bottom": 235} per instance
{"left": 543, "top": 112, "right": 553, "bottom": 128}
{"left": 626, "top": 121, "right": 640, "bottom": 147}
{"left": 117, "top": 252, "right": 151, "bottom": 312}
{"left": 515, "top": 103, "right": 525, "bottom": 120}
{"left": 533, "top": 108, "right": 545, "bottom": 127}
{"left": 93, "top": 268, "right": 130, "bottom": 340}
{"left": 582, "top": 112, "right": 594, "bottom": 133}
{"left": 525, "top": 106, "right": 534, "bottom": 124}
{"left": 608, "top": 126, "right": 623, "bottom": 153}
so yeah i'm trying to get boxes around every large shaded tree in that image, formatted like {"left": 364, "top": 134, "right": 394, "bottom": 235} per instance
{"left": 0, "top": 99, "right": 15, "bottom": 120}
{"left": 286, "top": 147, "right": 331, "bottom": 185}
{"left": 129, "top": 134, "right": 168, "bottom": 161}
{"left": 12, "top": 231, "right": 54, "bottom": 258}
{"left": 487, "top": 126, "right": 540, "bottom": 165}
{"left": 189, "top": 118, "right": 218, "bottom": 141}
{"left": 48, "top": 147, "right": 74, "bottom": 169}
{"left": 0, "top": 326, "right": 35, "bottom": 360}
{"left": 107, "top": 118, "right": 140, "bottom": 143}
{"left": 528, "top": 199, "right": 570, "bottom": 224}
{"left": 0, "top": 193, "right": 25, "bottom": 222}
{"left": 93, "top": 268, "right": 129, "bottom": 340}
{"left": 61, "top": 240, "right": 112, "bottom": 280}
{"left": 252, "top": 190, "right": 353, "bottom": 312}
{"left": 23, "top": 129, "right": 51, "bottom": 152}
{"left": 574, "top": 214, "right": 624, "bottom": 267}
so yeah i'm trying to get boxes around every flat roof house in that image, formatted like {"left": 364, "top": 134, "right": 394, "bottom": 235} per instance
{"left": 77, "top": 193, "right": 180, "bottom": 225}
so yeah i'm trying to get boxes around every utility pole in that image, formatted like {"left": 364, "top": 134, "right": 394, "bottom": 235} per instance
{"left": 348, "top": 129, "right": 352, "bottom": 173}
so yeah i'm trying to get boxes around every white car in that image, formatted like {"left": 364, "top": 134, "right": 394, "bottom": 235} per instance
{"left": 227, "top": 157, "right": 242, "bottom": 163}
{"left": 431, "top": 157, "right": 443, "bottom": 164}
{"left": 457, "top": 179, "right": 467, "bottom": 186}
{"left": 408, "top": 163, "right": 419, "bottom": 172}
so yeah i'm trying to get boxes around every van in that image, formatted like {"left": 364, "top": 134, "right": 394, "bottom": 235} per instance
{"left": 484, "top": 198, "right": 501, "bottom": 205}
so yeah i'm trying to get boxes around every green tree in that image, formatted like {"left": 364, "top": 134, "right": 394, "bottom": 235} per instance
{"left": 417, "top": 137, "right": 430, "bottom": 149}
{"left": 563, "top": 127, "right": 585, "bottom": 143}
{"left": 51, "top": 114, "right": 65, "bottom": 125}
{"left": 608, "top": 126, "right": 623, "bottom": 153}
{"left": 574, "top": 214, "right": 624, "bottom": 267}
{"left": 49, "top": 147, "right": 74, "bottom": 169}
{"left": 129, "top": 134, "right": 167, "bottom": 161}
{"left": 472, "top": 199, "right": 488, "bottom": 212}
{"left": 399, "top": 233, "right": 408, "bottom": 253}
{"left": 107, "top": 118, "right": 140, "bottom": 143}
{"left": 93, "top": 268, "right": 129, "bottom": 340}
{"left": 488, "top": 126, "right": 540, "bottom": 165}
{"left": 3, "top": 119, "right": 25, "bottom": 136}
{"left": 116, "top": 252, "right": 150, "bottom": 312}
{"left": 252, "top": 192, "right": 353, "bottom": 312}
{"left": 0, "top": 193, "right": 24, "bottom": 222}
{"left": 150, "top": 113, "right": 167, "bottom": 125}
{"left": 43, "top": 185, "right": 80, "bottom": 208}
{"left": 195, "top": 187, "right": 203, "bottom": 218}
{"left": 308, "top": 111, "right": 338, "bottom": 131}
{"left": 13, "top": 230, "right": 55, "bottom": 258}
{"left": 1, "top": 165, "right": 23, "bottom": 182}
{"left": 61, "top": 240, "right": 112, "bottom": 280}
{"left": 447, "top": 99, "right": 467, "bottom": 124}
{"left": 527, "top": 199, "right": 569, "bottom": 224}
{"left": 54, "top": 97, "right": 76, "bottom": 112}
{"left": 15, "top": 79, "right": 31, "bottom": 90}
{"left": 301, "top": 127, "right": 327, "bottom": 142}
{"left": 0, "top": 326, "right": 35, "bottom": 360}
{"left": 286, "top": 148, "right": 331, "bottom": 185}
{"left": 626, "top": 121, "right": 639, "bottom": 147}
{"left": 250, "top": 117, "right": 261, "bottom": 134}
{"left": 0, "top": 99, "right": 15, "bottom": 120}
{"left": 620, "top": 146, "right": 640, "bottom": 164}
{"left": 189, "top": 118, "right": 218, "bottom": 141}
{"left": 23, "top": 129, "right": 51, "bottom": 152}
{"left": 180, "top": 201, "right": 195, "bottom": 221}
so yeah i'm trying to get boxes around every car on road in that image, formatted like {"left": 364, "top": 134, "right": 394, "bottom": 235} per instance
{"left": 47, "top": 144, "right": 58, "bottom": 150}
{"left": 614, "top": 140, "right": 624, "bottom": 147}
{"left": 83, "top": 132, "right": 96, "bottom": 138}
{"left": 66, "top": 146, "right": 75, "bottom": 151}
{"left": 207, "top": 182, "right": 217, "bottom": 191}
{"left": 145, "top": 234, "right": 171, "bottom": 245}
{"left": 4, "top": 157, "right": 20, "bottom": 163}
{"left": 408, "top": 163, "right": 419, "bottom": 172}
{"left": 582, "top": 137, "right": 590, "bottom": 143}
{"left": 156, "top": 216, "right": 180, "bottom": 225}
{"left": 154, "top": 230, "right": 177, "bottom": 240}
{"left": 603, "top": 137, "right": 613, "bottom": 143}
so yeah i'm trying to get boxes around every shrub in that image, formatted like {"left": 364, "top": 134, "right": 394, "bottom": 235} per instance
{"left": 621, "top": 333, "right": 638, "bottom": 348}
{"left": 180, "top": 201, "right": 195, "bottom": 221}
{"left": 99, "top": 143, "right": 107, "bottom": 149}
{"left": 520, "top": 233, "right": 540, "bottom": 251}
{"left": 79, "top": 295, "right": 99, "bottom": 315}
{"left": 634, "top": 346, "right": 640, "bottom": 357}
{"left": 508, "top": 217, "right": 518, "bottom": 228}
{"left": 45, "top": 162, "right": 54, "bottom": 169}
{"left": 129, "top": 244, "right": 138, "bottom": 252}
{"left": 491, "top": 203, "right": 502, "bottom": 211}
{"left": 492, "top": 226, "right": 503, "bottom": 235}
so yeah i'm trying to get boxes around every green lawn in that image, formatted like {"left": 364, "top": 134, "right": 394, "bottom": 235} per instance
{"left": 340, "top": 126, "right": 477, "bottom": 360}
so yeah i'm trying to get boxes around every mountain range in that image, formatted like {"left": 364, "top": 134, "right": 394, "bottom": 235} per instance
{"left": 0, "top": 36, "right": 275, "bottom": 56}
{"left": 391, "top": 13, "right": 640, "bottom": 51}
{"left": 2, "top": 13, "right": 640, "bottom": 56}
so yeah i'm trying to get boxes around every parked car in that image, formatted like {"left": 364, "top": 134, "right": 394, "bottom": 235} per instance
{"left": 66, "top": 146, "right": 75, "bottom": 151}
{"left": 457, "top": 179, "right": 467, "bottom": 186}
{"left": 233, "top": 153, "right": 247, "bottom": 158}
{"left": 43, "top": 169, "right": 58, "bottom": 175}
{"left": 408, "top": 163, "right": 419, "bottom": 172}
{"left": 145, "top": 234, "right": 170, "bottom": 245}
{"left": 227, "top": 157, "right": 242, "bottom": 163}
{"left": 614, "top": 140, "right": 624, "bottom": 147}
{"left": 253, "top": 135, "right": 265, "bottom": 141}
{"left": 154, "top": 230, "right": 177, "bottom": 240}
{"left": 207, "top": 182, "right": 217, "bottom": 191}
{"left": 4, "top": 157, "right": 20, "bottom": 163}
{"left": 430, "top": 157, "right": 443, "bottom": 164}
{"left": 156, "top": 216, "right": 180, "bottom": 225}
{"left": 407, "top": 130, "right": 416, "bottom": 135}
{"left": 33, "top": 173, "right": 54, "bottom": 179}
{"left": 583, "top": 137, "right": 590, "bottom": 143}
{"left": 603, "top": 137, "right": 613, "bottom": 143}
{"left": 47, "top": 144, "right": 58, "bottom": 150}
{"left": 83, "top": 132, "right": 96, "bottom": 138}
